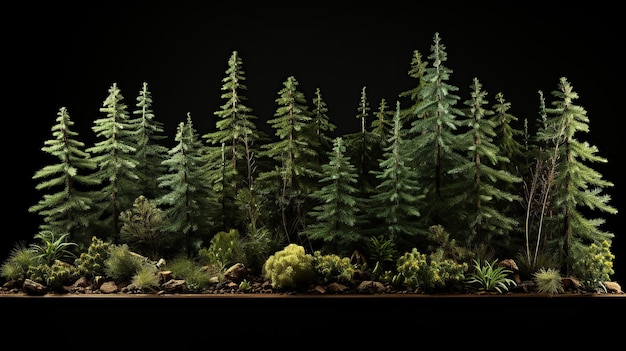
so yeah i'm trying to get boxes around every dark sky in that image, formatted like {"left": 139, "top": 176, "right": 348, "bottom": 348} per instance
{"left": 6, "top": 3, "right": 624, "bottom": 281}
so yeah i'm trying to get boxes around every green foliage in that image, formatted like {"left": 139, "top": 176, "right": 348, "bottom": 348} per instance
{"left": 131, "top": 264, "right": 160, "bottom": 291}
{"left": 74, "top": 236, "right": 112, "bottom": 278}
{"left": 262, "top": 244, "right": 315, "bottom": 289}
{"left": 365, "top": 235, "right": 398, "bottom": 276}
{"left": 395, "top": 248, "right": 428, "bottom": 290}
{"left": 238, "top": 279, "right": 252, "bottom": 292}
{"left": 0, "top": 242, "right": 39, "bottom": 281}
{"left": 312, "top": 251, "right": 355, "bottom": 285}
{"left": 396, "top": 247, "right": 467, "bottom": 292}
{"left": 103, "top": 244, "right": 145, "bottom": 282}
{"left": 198, "top": 229, "right": 246, "bottom": 269}
{"left": 571, "top": 240, "right": 615, "bottom": 292}
{"left": 164, "top": 256, "right": 218, "bottom": 292}
{"left": 30, "top": 231, "right": 79, "bottom": 266}
{"left": 533, "top": 267, "right": 563, "bottom": 295}
{"left": 514, "top": 249, "right": 558, "bottom": 281}
{"left": 465, "top": 259, "right": 516, "bottom": 294}
{"left": 26, "top": 260, "right": 79, "bottom": 291}
{"left": 119, "top": 195, "right": 166, "bottom": 260}
{"left": 241, "top": 226, "right": 276, "bottom": 274}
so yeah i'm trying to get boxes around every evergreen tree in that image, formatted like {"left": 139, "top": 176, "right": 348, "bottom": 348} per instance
{"left": 308, "top": 87, "right": 336, "bottom": 167}
{"left": 536, "top": 77, "right": 617, "bottom": 275}
{"left": 28, "top": 106, "right": 98, "bottom": 246}
{"left": 158, "top": 113, "right": 215, "bottom": 257}
{"left": 399, "top": 49, "right": 429, "bottom": 131}
{"left": 132, "top": 82, "right": 169, "bottom": 200}
{"left": 203, "top": 51, "right": 265, "bottom": 232}
{"left": 447, "top": 78, "right": 522, "bottom": 252}
{"left": 409, "top": 32, "right": 464, "bottom": 229}
{"left": 259, "top": 76, "right": 316, "bottom": 244}
{"left": 303, "top": 137, "right": 361, "bottom": 256}
{"left": 86, "top": 83, "right": 140, "bottom": 241}
{"left": 369, "top": 101, "right": 424, "bottom": 249}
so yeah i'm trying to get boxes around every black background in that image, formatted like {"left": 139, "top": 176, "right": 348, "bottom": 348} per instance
{"left": 5, "top": 3, "right": 624, "bottom": 284}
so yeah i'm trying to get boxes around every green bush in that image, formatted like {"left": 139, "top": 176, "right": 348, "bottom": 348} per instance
{"left": 198, "top": 229, "right": 246, "bottom": 269}
{"left": 465, "top": 259, "right": 516, "bottom": 294}
{"left": 104, "top": 244, "right": 145, "bottom": 282}
{"left": 312, "top": 251, "right": 354, "bottom": 285}
{"left": 74, "top": 236, "right": 112, "bottom": 278}
{"left": 571, "top": 240, "right": 615, "bottom": 292}
{"left": 131, "top": 265, "right": 160, "bottom": 291}
{"left": 533, "top": 267, "right": 563, "bottom": 295}
{"left": 395, "top": 248, "right": 467, "bottom": 292}
{"left": 0, "top": 242, "right": 38, "bottom": 282}
{"left": 26, "top": 260, "right": 79, "bottom": 292}
{"left": 263, "top": 244, "right": 314, "bottom": 289}
{"left": 164, "top": 256, "right": 217, "bottom": 292}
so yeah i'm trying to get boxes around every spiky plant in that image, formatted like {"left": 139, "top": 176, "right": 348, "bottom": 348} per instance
{"left": 533, "top": 267, "right": 563, "bottom": 295}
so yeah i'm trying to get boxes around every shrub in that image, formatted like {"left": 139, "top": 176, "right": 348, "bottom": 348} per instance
{"left": 30, "top": 231, "right": 79, "bottom": 266}
{"left": 131, "top": 265, "right": 160, "bottom": 292}
{"left": 164, "top": 256, "right": 217, "bottom": 292}
{"left": 0, "top": 242, "right": 38, "bottom": 282}
{"left": 312, "top": 251, "right": 354, "bottom": 285}
{"left": 104, "top": 244, "right": 145, "bottom": 282}
{"left": 74, "top": 236, "right": 112, "bottom": 278}
{"left": 570, "top": 240, "right": 615, "bottom": 292}
{"left": 262, "top": 244, "right": 314, "bottom": 289}
{"left": 465, "top": 259, "right": 516, "bottom": 294}
{"left": 533, "top": 267, "right": 563, "bottom": 295}
{"left": 395, "top": 248, "right": 467, "bottom": 292}
{"left": 198, "top": 229, "right": 246, "bottom": 269}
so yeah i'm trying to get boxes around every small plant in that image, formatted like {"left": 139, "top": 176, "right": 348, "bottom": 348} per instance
{"left": 262, "top": 244, "right": 314, "bottom": 289}
{"left": 533, "top": 267, "right": 563, "bottom": 295}
{"left": 131, "top": 265, "right": 160, "bottom": 291}
{"left": 165, "top": 256, "right": 217, "bottom": 292}
{"left": 366, "top": 235, "right": 397, "bottom": 277}
{"left": 103, "top": 244, "right": 145, "bottom": 282}
{"left": 312, "top": 251, "right": 355, "bottom": 285}
{"left": 238, "top": 279, "right": 252, "bottom": 292}
{"left": 0, "top": 242, "right": 38, "bottom": 282}
{"left": 465, "top": 259, "right": 516, "bottom": 294}
{"left": 30, "top": 231, "right": 79, "bottom": 265}
{"left": 571, "top": 240, "right": 615, "bottom": 292}
{"left": 74, "top": 236, "right": 112, "bottom": 278}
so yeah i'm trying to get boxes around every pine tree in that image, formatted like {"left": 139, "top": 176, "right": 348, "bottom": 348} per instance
{"left": 203, "top": 51, "right": 265, "bottom": 232}
{"left": 447, "top": 78, "right": 522, "bottom": 251}
{"left": 368, "top": 101, "right": 424, "bottom": 249}
{"left": 28, "top": 106, "right": 98, "bottom": 246}
{"left": 536, "top": 77, "right": 617, "bottom": 275}
{"left": 303, "top": 137, "right": 361, "bottom": 256}
{"left": 259, "top": 76, "right": 316, "bottom": 244}
{"left": 86, "top": 83, "right": 140, "bottom": 240}
{"left": 308, "top": 87, "right": 336, "bottom": 167}
{"left": 399, "top": 49, "right": 429, "bottom": 131}
{"left": 409, "top": 32, "right": 464, "bottom": 228}
{"left": 132, "top": 82, "right": 169, "bottom": 200}
{"left": 158, "top": 113, "right": 215, "bottom": 257}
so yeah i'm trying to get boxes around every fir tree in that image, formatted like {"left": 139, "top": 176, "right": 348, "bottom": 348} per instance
{"left": 158, "top": 113, "right": 215, "bottom": 257}
{"left": 447, "top": 78, "right": 522, "bottom": 251}
{"left": 308, "top": 87, "right": 336, "bottom": 167}
{"left": 409, "top": 32, "right": 464, "bottom": 228}
{"left": 368, "top": 101, "right": 424, "bottom": 249}
{"left": 536, "top": 77, "right": 617, "bottom": 275}
{"left": 86, "top": 83, "right": 140, "bottom": 241}
{"left": 259, "top": 76, "right": 316, "bottom": 244}
{"left": 28, "top": 106, "right": 98, "bottom": 246}
{"left": 132, "top": 82, "right": 169, "bottom": 200}
{"left": 303, "top": 137, "right": 361, "bottom": 256}
{"left": 203, "top": 51, "right": 265, "bottom": 232}
{"left": 399, "top": 49, "right": 429, "bottom": 131}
